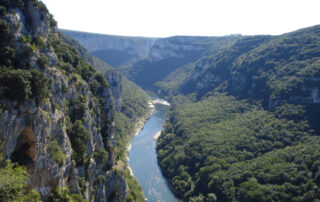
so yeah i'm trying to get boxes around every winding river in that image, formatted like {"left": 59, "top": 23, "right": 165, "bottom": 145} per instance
{"left": 128, "top": 101, "right": 180, "bottom": 202}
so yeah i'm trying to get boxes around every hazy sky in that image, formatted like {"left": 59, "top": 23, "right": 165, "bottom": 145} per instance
{"left": 41, "top": 0, "right": 320, "bottom": 37}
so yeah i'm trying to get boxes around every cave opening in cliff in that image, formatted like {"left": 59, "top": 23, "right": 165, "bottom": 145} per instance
{"left": 11, "top": 128, "right": 36, "bottom": 168}
{"left": 108, "top": 189, "right": 120, "bottom": 202}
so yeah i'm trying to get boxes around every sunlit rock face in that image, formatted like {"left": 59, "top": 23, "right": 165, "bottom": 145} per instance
{"left": 0, "top": 1, "right": 129, "bottom": 201}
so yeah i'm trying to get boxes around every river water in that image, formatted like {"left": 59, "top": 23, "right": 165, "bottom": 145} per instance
{"left": 128, "top": 102, "right": 180, "bottom": 202}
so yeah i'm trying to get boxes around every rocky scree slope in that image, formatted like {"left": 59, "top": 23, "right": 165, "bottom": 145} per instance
{"left": 0, "top": 0, "right": 138, "bottom": 201}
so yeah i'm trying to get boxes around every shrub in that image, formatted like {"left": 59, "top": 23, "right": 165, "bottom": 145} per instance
{"left": 20, "top": 35, "right": 32, "bottom": 44}
{"left": 69, "top": 96, "right": 87, "bottom": 122}
{"left": 48, "top": 140, "right": 66, "bottom": 166}
{"left": 68, "top": 120, "right": 90, "bottom": 165}
{"left": 77, "top": 177, "right": 87, "bottom": 196}
{"left": 30, "top": 70, "right": 49, "bottom": 104}
{"left": 0, "top": 160, "right": 40, "bottom": 201}
{"left": 48, "top": 186, "right": 84, "bottom": 202}
{"left": 0, "top": 19, "right": 15, "bottom": 66}
{"left": 93, "top": 148, "right": 108, "bottom": 164}
{"left": 49, "top": 14, "right": 57, "bottom": 28}
{"left": 0, "top": 69, "right": 32, "bottom": 101}
{"left": 37, "top": 53, "right": 48, "bottom": 68}
{"left": 32, "top": 35, "right": 45, "bottom": 50}
{"left": 0, "top": 69, "right": 49, "bottom": 104}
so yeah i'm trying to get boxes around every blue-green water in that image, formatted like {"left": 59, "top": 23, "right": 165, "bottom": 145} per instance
{"left": 129, "top": 103, "right": 179, "bottom": 202}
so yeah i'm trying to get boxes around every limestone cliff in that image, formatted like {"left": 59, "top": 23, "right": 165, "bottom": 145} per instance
{"left": 60, "top": 29, "right": 157, "bottom": 68}
{"left": 0, "top": 0, "right": 131, "bottom": 201}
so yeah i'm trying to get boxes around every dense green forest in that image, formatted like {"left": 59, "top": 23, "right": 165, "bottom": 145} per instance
{"left": 157, "top": 94, "right": 320, "bottom": 201}
{"left": 156, "top": 26, "right": 320, "bottom": 202}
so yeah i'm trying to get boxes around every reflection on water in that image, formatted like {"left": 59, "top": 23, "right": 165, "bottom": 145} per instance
{"left": 129, "top": 103, "right": 180, "bottom": 202}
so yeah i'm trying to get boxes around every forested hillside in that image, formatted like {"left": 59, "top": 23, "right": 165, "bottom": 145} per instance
{"left": 157, "top": 25, "right": 320, "bottom": 202}
{"left": 158, "top": 26, "right": 320, "bottom": 108}
{"left": 157, "top": 94, "right": 320, "bottom": 201}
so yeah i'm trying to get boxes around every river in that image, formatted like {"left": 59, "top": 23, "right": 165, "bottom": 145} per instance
{"left": 128, "top": 102, "right": 180, "bottom": 202}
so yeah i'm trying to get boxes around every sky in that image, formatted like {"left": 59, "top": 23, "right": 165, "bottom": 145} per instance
{"left": 41, "top": 0, "right": 320, "bottom": 38}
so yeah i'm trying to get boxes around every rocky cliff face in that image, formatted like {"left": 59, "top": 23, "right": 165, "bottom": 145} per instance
{"left": 0, "top": 1, "right": 130, "bottom": 201}
{"left": 61, "top": 29, "right": 157, "bottom": 67}
{"left": 104, "top": 69, "right": 123, "bottom": 110}
{"left": 147, "top": 36, "right": 213, "bottom": 61}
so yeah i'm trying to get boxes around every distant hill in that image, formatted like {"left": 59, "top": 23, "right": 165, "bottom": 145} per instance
{"left": 60, "top": 29, "right": 157, "bottom": 68}
{"left": 160, "top": 26, "right": 320, "bottom": 105}
{"left": 62, "top": 29, "right": 240, "bottom": 90}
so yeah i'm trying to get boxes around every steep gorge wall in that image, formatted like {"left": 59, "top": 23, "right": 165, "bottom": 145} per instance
{"left": 0, "top": 1, "right": 130, "bottom": 201}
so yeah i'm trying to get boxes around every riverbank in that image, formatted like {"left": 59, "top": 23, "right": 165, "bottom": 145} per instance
{"left": 128, "top": 102, "right": 179, "bottom": 202}
{"left": 126, "top": 99, "right": 170, "bottom": 174}
{"left": 153, "top": 131, "right": 162, "bottom": 140}
{"left": 126, "top": 99, "right": 155, "bottom": 176}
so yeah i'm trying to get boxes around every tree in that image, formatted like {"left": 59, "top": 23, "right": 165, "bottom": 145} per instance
{"left": 0, "top": 160, "right": 40, "bottom": 201}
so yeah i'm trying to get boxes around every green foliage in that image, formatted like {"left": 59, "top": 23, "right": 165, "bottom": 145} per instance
{"left": 48, "top": 34, "right": 100, "bottom": 83}
{"left": 49, "top": 14, "right": 57, "bottom": 28}
{"left": 120, "top": 78, "right": 150, "bottom": 119}
{"left": 93, "top": 147, "right": 108, "bottom": 164}
{"left": 0, "top": 160, "right": 40, "bottom": 201}
{"left": 69, "top": 95, "right": 88, "bottom": 122}
{"left": 114, "top": 112, "right": 133, "bottom": 159}
{"left": 48, "top": 186, "right": 85, "bottom": 202}
{"left": 89, "top": 73, "right": 109, "bottom": 97}
{"left": 48, "top": 140, "right": 66, "bottom": 166}
{"left": 0, "top": 68, "right": 32, "bottom": 101}
{"left": 124, "top": 169, "right": 145, "bottom": 202}
{"left": 67, "top": 120, "right": 90, "bottom": 165}
{"left": 0, "top": 68, "right": 49, "bottom": 103}
{"left": 0, "top": 18, "right": 14, "bottom": 67}
{"left": 157, "top": 94, "right": 318, "bottom": 201}
{"left": 32, "top": 0, "right": 48, "bottom": 13}
{"left": 21, "top": 35, "right": 32, "bottom": 44}
{"left": 0, "top": 0, "right": 23, "bottom": 11}
{"left": 90, "top": 55, "right": 113, "bottom": 74}
{"left": 77, "top": 177, "right": 87, "bottom": 196}
{"left": 30, "top": 69, "right": 49, "bottom": 104}
{"left": 273, "top": 102, "right": 307, "bottom": 122}
{"left": 31, "top": 35, "right": 45, "bottom": 50}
